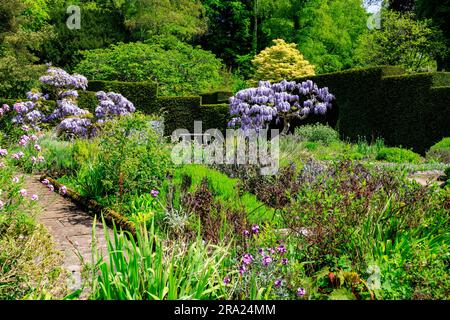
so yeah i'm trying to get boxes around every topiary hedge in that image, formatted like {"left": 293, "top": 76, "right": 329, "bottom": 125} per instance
{"left": 157, "top": 97, "right": 202, "bottom": 136}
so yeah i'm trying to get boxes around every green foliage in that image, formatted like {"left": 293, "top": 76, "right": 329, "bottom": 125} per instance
{"left": 297, "top": 0, "right": 368, "bottom": 74}
{"left": 0, "top": 161, "right": 66, "bottom": 299}
{"left": 376, "top": 147, "right": 423, "bottom": 164}
{"left": 90, "top": 220, "right": 229, "bottom": 300}
{"left": 40, "top": 2, "right": 128, "bottom": 70}
{"left": 0, "top": 0, "right": 50, "bottom": 98}
{"left": 294, "top": 124, "right": 340, "bottom": 146}
{"left": 75, "top": 37, "right": 225, "bottom": 96}
{"left": 76, "top": 113, "right": 172, "bottom": 201}
{"left": 426, "top": 137, "right": 450, "bottom": 163}
{"left": 356, "top": 10, "right": 447, "bottom": 72}
{"left": 115, "top": 0, "right": 207, "bottom": 41}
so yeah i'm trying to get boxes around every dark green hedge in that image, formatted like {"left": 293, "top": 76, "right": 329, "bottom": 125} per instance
{"left": 291, "top": 66, "right": 450, "bottom": 154}
{"left": 157, "top": 97, "right": 202, "bottom": 136}
{"left": 200, "top": 104, "right": 230, "bottom": 134}
{"left": 200, "top": 91, "right": 232, "bottom": 105}
{"left": 88, "top": 80, "right": 158, "bottom": 113}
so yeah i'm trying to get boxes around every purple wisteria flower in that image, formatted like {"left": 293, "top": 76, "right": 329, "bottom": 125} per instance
{"left": 229, "top": 79, "right": 335, "bottom": 133}
{"left": 95, "top": 91, "right": 135, "bottom": 121}
{"left": 57, "top": 118, "right": 92, "bottom": 138}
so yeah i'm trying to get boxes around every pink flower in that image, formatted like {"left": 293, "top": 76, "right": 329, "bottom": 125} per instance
{"left": 19, "top": 189, "right": 27, "bottom": 197}
{"left": 30, "top": 134, "right": 38, "bottom": 141}
{"left": 150, "top": 189, "right": 159, "bottom": 197}
{"left": 239, "top": 265, "right": 246, "bottom": 275}
{"left": 0, "top": 149, "right": 8, "bottom": 156}
{"left": 297, "top": 287, "right": 306, "bottom": 297}
{"left": 277, "top": 245, "right": 287, "bottom": 254}
{"left": 31, "top": 194, "right": 39, "bottom": 201}
{"left": 262, "top": 255, "right": 272, "bottom": 266}
{"left": 22, "top": 125, "right": 30, "bottom": 132}
{"left": 0, "top": 200, "right": 4, "bottom": 210}
{"left": 223, "top": 276, "right": 231, "bottom": 285}
{"left": 34, "top": 144, "right": 41, "bottom": 152}
{"left": 252, "top": 224, "right": 260, "bottom": 234}
{"left": 12, "top": 177, "right": 19, "bottom": 183}
{"left": 41, "top": 179, "right": 49, "bottom": 185}
{"left": 38, "top": 156, "right": 45, "bottom": 162}
{"left": 60, "top": 185, "right": 67, "bottom": 195}
{"left": 243, "top": 230, "right": 250, "bottom": 237}
{"left": 30, "top": 156, "right": 37, "bottom": 164}
{"left": 282, "top": 258, "right": 289, "bottom": 265}
{"left": 48, "top": 184, "right": 54, "bottom": 192}
{"left": 242, "top": 253, "right": 254, "bottom": 265}
{"left": 0, "top": 162, "right": 5, "bottom": 168}
{"left": 274, "top": 279, "right": 282, "bottom": 288}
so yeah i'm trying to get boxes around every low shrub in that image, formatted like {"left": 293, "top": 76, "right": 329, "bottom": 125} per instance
{"left": 376, "top": 147, "right": 423, "bottom": 164}
{"left": 75, "top": 113, "right": 172, "bottom": 202}
{"left": 426, "top": 137, "right": 450, "bottom": 164}
{"left": 295, "top": 124, "right": 340, "bottom": 146}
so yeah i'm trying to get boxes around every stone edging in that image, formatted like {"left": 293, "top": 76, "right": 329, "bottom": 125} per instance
{"left": 39, "top": 175, "right": 137, "bottom": 238}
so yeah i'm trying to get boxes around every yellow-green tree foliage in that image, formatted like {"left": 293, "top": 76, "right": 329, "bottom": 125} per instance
{"left": 252, "top": 39, "right": 315, "bottom": 83}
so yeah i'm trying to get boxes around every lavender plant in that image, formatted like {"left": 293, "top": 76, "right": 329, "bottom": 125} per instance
{"left": 229, "top": 80, "right": 335, "bottom": 134}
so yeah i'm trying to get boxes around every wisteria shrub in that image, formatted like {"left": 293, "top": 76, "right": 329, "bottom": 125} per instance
{"left": 229, "top": 80, "right": 335, "bottom": 134}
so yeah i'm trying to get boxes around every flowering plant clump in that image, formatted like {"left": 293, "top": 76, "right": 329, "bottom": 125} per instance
{"left": 2, "top": 66, "right": 136, "bottom": 139}
{"left": 225, "top": 225, "right": 308, "bottom": 300}
{"left": 229, "top": 80, "right": 335, "bottom": 134}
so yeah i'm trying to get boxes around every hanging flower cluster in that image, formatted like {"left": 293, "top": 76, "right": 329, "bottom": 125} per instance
{"left": 229, "top": 79, "right": 335, "bottom": 134}
{"left": 95, "top": 91, "right": 135, "bottom": 123}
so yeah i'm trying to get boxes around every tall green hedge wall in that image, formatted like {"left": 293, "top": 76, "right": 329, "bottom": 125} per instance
{"left": 291, "top": 66, "right": 450, "bottom": 154}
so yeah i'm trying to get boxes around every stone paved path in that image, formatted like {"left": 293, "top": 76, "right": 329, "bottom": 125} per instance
{"left": 24, "top": 175, "right": 110, "bottom": 297}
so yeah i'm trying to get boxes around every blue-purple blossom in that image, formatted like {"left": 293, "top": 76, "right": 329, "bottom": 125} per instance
{"left": 229, "top": 79, "right": 335, "bottom": 132}
{"left": 262, "top": 255, "right": 272, "bottom": 266}
{"left": 95, "top": 91, "right": 135, "bottom": 121}
{"left": 297, "top": 287, "right": 306, "bottom": 297}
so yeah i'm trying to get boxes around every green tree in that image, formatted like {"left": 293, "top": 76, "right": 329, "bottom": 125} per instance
{"left": 75, "top": 36, "right": 226, "bottom": 96}
{"left": 40, "top": 1, "right": 128, "bottom": 70}
{"left": 296, "top": 0, "right": 368, "bottom": 74}
{"left": 116, "top": 0, "right": 207, "bottom": 41}
{"left": 0, "top": 0, "right": 51, "bottom": 98}
{"left": 356, "top": 10, "right": 447, "bottom": 72}
{"left": 416, "top": 0, "right": 450, "bottom": 71}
